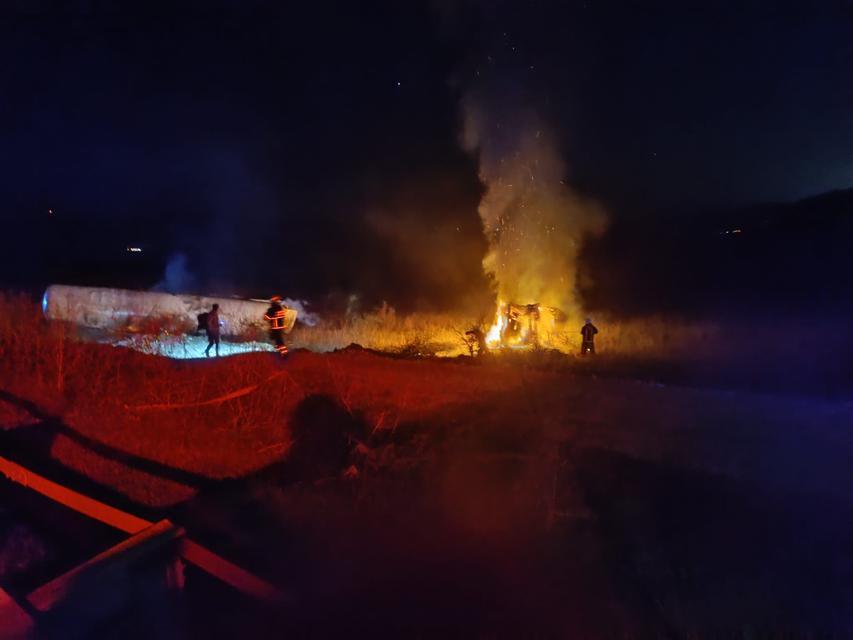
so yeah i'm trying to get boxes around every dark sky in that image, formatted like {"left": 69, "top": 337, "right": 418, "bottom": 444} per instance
{"left": 1, "top": 0, "right": 852, "bottom": 307}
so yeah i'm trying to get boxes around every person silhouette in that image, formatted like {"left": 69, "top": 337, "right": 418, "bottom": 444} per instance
{"left": 580, "top": 318, "right": 598, "bottom": 355}
{"left": 264, "top": 296, "right": 289, "bottom": 357}
{"left": 204, "top": 304, "right": 221, "bottom": 357}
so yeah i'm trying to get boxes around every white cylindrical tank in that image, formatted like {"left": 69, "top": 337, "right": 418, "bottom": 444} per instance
{"left": 42, "top": 285, "right": 297, "bottom": 336}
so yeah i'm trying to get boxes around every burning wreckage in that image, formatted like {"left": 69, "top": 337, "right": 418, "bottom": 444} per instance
{"left": 42, "top": 284, "right": 298, "bottom": 358}
{"left": 473, "top": 301, "right": 568, "bottom": 352}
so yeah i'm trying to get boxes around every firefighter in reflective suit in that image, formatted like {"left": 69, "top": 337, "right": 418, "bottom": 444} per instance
{"left": 264, "top": 296, "right": 289, "bottom": 357}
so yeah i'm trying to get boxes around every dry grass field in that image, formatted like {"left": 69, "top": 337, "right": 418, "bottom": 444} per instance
{"left": 2, "top": 292, "right": 853, "bottom": 634}
{"left": 288, "top": 300, "right": 722, "bottom": 358}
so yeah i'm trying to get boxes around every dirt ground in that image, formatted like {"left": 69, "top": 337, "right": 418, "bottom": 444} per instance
{"left": 2, "top": 347, "right": 853, "bottom": 636}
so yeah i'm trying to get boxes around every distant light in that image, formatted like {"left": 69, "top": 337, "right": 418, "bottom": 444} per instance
{"left": 127, "top": 247, "right": 143, "bottom": 253}
{"left": 42, "top": 290, "right": 49, "bottom": 315}
{"left": 396, "top": 81, "right": 401, "bottom": 86}
{"left": 732, "top": 229, "right": 742, "bottom": 233}
{"left": 48, "top": 209, "right": 54, "bottom": 216}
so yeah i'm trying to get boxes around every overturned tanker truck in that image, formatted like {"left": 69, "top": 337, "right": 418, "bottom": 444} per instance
{"left": 42, "top": 284, "right": 298, "bottom": 337}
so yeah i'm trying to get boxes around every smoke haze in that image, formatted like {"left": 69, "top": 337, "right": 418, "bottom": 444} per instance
{"left": 154, "top": 253, "right": 196, "bottom": 294}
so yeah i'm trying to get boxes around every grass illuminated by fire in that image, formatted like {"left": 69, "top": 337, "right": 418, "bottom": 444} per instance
{"left": 289, "top": 302, "right": 719, "bottom": 359}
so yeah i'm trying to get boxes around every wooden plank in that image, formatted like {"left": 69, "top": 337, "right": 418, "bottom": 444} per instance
{"left": 0, "top": 587, "right": 34, "bottom": 639}
{"left": 0, "top": 456, "right": 287, "bottom": 603}
{"left": 27, "top": 520, "right": 183, "bottom": 613}
{"left": 0, "top": 456, "right": 150, "bottom": 534}
{"left": 181, "top": 539, "right": 288, "bottom": 603}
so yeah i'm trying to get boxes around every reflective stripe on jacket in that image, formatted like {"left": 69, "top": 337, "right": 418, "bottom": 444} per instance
{"left": 264, "top": 307, "right": 287, "bottom": 330}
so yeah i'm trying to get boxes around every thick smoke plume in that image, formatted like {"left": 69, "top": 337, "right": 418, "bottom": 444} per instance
{"left": 461, "top": 91, "right": 607, "bottom": 316}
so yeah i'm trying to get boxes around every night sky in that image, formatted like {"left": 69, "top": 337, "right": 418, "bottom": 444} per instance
{"left": 2, "top": 1, "right": 852, "bottom": 311}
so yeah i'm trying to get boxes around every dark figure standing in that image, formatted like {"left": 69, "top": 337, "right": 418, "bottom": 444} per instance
{"left": 204, "top": 304, "right": 221, "bottom": 357}
{"left": 264, "top": 296, "right": 289, "bottom": 357}
{"left": 580, "top": 318, "right": 598, "bottom": 355}
{"left": 465, "top": 326, "right": 488, "bottom": 357}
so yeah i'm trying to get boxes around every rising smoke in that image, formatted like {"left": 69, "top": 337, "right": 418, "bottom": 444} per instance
{"left": 462, "top": 102, "right": 607, "bottom": 315}
{"left": 154, "top": 252, "right": 196, "bottom": 294}
{"left": 458, "top": 28, "right": 607, "bottom": 316}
